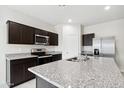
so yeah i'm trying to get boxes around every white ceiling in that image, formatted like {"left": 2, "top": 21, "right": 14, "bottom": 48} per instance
{"left": 7, "top": 5, "right": 124, "bottom": 26}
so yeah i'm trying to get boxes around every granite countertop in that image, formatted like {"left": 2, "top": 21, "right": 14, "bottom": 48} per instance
{"left": 6, "top": 53, "right": 38, "bottom": 60}
{"left": 6, "top": 51, "right": 62, "bottom": 60}
{"left": 28, "top": 56, "right": 124, "bottom": 88}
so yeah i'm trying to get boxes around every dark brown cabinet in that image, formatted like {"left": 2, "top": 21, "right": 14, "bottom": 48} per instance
{"left": 51, "top": 54, "right": 62, "bottom": 62}
{"left": 8, "top": 21, "right": 22, "bottom": 44}
{"left": 7, "top": 21, "right": 35, "bottom": 44}
{"left": 35, "top": 29, "right": 48, "bottom": 36}
{"left": 38, "top": 57, "right": 51, "bottom": 65}
{"left": 24, "top": 58, "right": 37, "bottom": 81}
{"left": 21, "top": 25, "right": 34, "bottom": 44}
{"left": 82, "top": 33, "right": 95, "bottom": 46}
{"left": 10, "top": 60, "right": 25, "bottom": 86}
{"left": 48, "top": 32, "right": 58, "bottom": 46}
{"left": 7, "top": 20, "right": 58, "bottom": 45}
{"left": 6, "top": 53, "right": 62, "bottom": 87}
{"left": 6, "top": 57, "right": 37, "bottom": 87}
{"left": 38, "top": 54, "right": 62, "bottom": 65}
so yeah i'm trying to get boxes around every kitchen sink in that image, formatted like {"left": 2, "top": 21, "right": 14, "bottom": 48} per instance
{"left": 67, "top": 57, "right": 79, "bottom": 62}
{"left": 67, "top": 56, "right": 90, "bottom": 62}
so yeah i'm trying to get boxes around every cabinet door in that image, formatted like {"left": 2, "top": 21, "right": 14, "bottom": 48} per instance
{"left": 53, "top": 33, "right": 58, "bottom": 45}
{"left": 35, "top": 29, "right": 48, "bottom": 36}
{"left": 38, "top": 57, "right": 52, "bottom": 65}
{"left": 57, "top": 54, "right": 62, "bottom": 60}
{"left": 48, "top": 32, "right": 58, "bottom": 45}
{"left": 8, "top": 21, "right": 22, "bottom": 44}
{"left": 82, "top": 33, "right": 95, "bottom": 46}
{"left": 10, "top": 60, "right": 25, "bottom": 86}
{"left": 52, "top": 54, "right": 62, "bottom": 62}
{"left": 7, "top": 21, "right": 35, "bottom": 44}
{"left": 10, "top": 58, "right": 37, "bottom": 87}
{"left": 21, "top": 25, "right": 35, "bottom": 44}
{"left": 24, "top": 58, "right": 37, "bottom": 81}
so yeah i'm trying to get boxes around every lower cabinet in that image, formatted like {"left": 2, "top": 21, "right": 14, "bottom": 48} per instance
{"left": 51, "top": 54, "right": 62, "bottom": 62}
{"left": 24, "top": 59, "right": 37, "bottom": 81}
{"left": 38, "top": 54, "right": 62, "bottom": 65}
{"left": 38, "top": 57, "right": 52, "bottom": 65}
{"left": 6, "top": 54, "right": 62, "bottom": 88}
{"left": 6, "top": 57, "right": 37, "bottom": 88}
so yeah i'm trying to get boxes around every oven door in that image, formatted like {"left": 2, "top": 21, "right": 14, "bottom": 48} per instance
{"left": 35, "top": 34, "right": 49, "bottom": 45}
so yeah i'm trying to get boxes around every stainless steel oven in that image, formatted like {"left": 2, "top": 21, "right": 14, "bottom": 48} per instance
{"left": 31, "top": 48, "right": 52, "bottom": 65}
{"left": 35, "top": 34, "right": 49, "bottom": 45}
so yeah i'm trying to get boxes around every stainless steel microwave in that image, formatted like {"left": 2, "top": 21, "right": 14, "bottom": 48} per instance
{"left": 35, "top": 34, "right": 49, "bottom": 45}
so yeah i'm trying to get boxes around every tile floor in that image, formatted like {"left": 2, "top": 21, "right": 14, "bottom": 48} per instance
{"left": 0, "top": 79, "right": 36, "bottom": 88}
{"left": 14, "top": 79, "right": 36, "bottom": 88}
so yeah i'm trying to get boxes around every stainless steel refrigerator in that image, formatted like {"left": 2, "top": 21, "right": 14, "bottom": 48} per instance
{"left": 93, "top": 37, "right": 115, "bottom": 58}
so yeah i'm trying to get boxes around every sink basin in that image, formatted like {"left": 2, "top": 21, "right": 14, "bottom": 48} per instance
{"left": 67, "top": 56, "right": 90, "bottom": 62}
{"left": 67, "top": 57, "right": 79, "bottom": 62}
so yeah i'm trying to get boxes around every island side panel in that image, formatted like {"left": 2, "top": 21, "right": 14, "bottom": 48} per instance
{"left": 36, "top": 76, "right": 58, "bottom": 88}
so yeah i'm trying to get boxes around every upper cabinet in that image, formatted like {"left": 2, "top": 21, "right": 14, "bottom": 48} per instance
{"left": 8, "top": 21, "right": 21, "bottom": 44}
{"left": 7, "top": 21, "right": 58, "bottom": 46}
{"left": 7, "top": 21, "right": 35, "bottom": 44}
{"left": 35, "top": 28, "right": 48, "bottom": 36}
{"left": 82, "top": 33, "right": 95, "bottom": 46}
{"left": 48, "top": 32, "right": 58, "bottom": 46}
{"left": 21, "top": 25, "right": 34, "bottom": 44}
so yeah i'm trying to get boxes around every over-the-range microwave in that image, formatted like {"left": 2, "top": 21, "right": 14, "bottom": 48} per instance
{"left": 35, "top": 34, "right": 49, "bottom": 45}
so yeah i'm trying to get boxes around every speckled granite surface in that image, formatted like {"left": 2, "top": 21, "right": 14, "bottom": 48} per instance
{"left": 6, "top": 53, "right": 38, "bottom": 60}
{"left": 6, "top": 51, "right": 62, "bottom": 60}
{"left": 29, "top": 56, "right": 124, "bottom": 88}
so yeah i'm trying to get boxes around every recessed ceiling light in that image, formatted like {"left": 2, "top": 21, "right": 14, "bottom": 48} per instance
{"left": 104, "top": 6, "right": 111, "bottom": 10}
{"left": 68, "top": 19, "right": 72, "bottom": 23}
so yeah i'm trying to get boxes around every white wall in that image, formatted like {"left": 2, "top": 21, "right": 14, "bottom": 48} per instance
{"left": 84, "top": 19, "right": 124, "bottom": 71}
{"left": 54, "top": 25, "right": 63, "bottom": 52}
{"left": 0, "top": 7, "right": 58, "bottom": 86}
{"left": 55, "top": 24, "right": 81, "bottom": 59}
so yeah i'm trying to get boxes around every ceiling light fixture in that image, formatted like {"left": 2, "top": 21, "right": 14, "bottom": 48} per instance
{"left": 68, "top": 19, "right": 72, "bottom": 23}
{"left": 104, "top": 6, "right": 111, "bottom": 10}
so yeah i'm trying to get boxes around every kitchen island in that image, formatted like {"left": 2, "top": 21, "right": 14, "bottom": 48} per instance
{"left": 28, "top": 56, "right": 124, "bottom": 88}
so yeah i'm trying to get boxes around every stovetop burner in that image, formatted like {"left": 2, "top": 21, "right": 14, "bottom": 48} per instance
{"left": 31, "top": 48, "right": 52, "bottom": 58}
